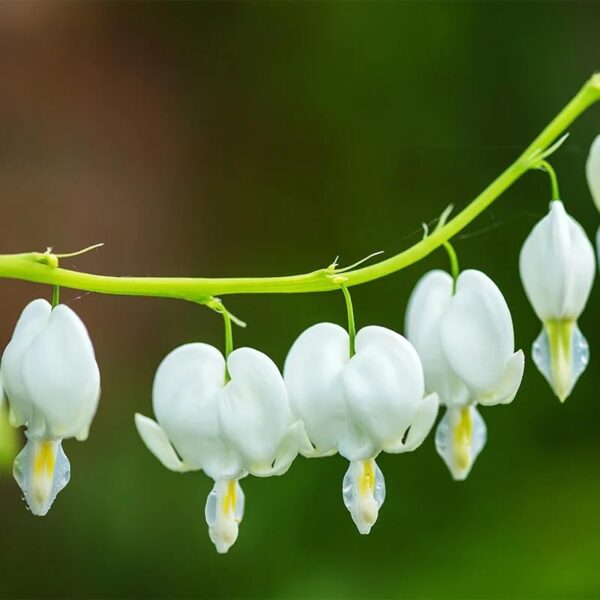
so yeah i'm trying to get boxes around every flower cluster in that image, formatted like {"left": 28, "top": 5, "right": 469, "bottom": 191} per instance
{"left": 0, "top": 137, "right": 597, "bottom": 554}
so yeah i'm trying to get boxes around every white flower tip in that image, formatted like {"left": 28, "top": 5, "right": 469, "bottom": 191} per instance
{"left": 435, "top": 406, "right": 487, "bottom": 481}
{"left": 205, "top": 480, "right": 244, "bottom": 554}
{"left": 13, "top": 439, "right": 71, "bottom": 516}
{"left": 342, "top": 460, "right": 385, "bottom": 536}
{"left": 209, "top": 518, "right": 239, "bottom": 554}
{"left": 356, "top": 496, "right": 379, "bottom": 535}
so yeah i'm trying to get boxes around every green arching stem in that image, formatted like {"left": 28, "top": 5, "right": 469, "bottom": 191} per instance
{"left": 538, "top": 160, "right": 561, "bottom": 201}
{"left": 340, "top": 284, "right": 356, "bottom": 357}
{"left": 442, "top": 242, "right": 459, "bottom": 294}
{"left": 0, "top": 75, "right": 598, "bottom": 302}
{"left": 51, "top": 285, "right": 60, "bottom": 308}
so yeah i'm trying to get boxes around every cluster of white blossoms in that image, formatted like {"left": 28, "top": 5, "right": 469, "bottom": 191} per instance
{"left": 0, "top": 136, "right": 598, "bottom": 553}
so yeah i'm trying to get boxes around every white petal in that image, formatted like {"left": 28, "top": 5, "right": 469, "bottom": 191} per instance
{"left": 13, "top": 438, "right": 71, "bottom": 516}
{"left": 385, "top": 392, "right": 439, "bottom": 453}
{"left": 134, "top": 413, "right": 191, "bottom": 472}
{"left": 440, "top": 270, "right": 520, "bottom": 399}
{"left": 586, "top": 135, "right": 600, "bottom": 212}
{"left": 1, "top": 299, "right": 52, "bottom": 431}
{"left": 405, "top": 271, "right": 470, "bottom": 406}
{"left": 219, "top": 348, "right": 293, "bottom": 474}
{"left": 519, "top": 201, "right": 595, "bottom": 321}
{"left": 342, "top": 459, "right": 385, "bottom": 535}
{"left": 435, "top": 405, "right": 487, "bottom": 480}
{"left": 283, "top": 323, "right": 349, "bottom": 456}
{"left": 18, "top": 304, "right": 100, "bottom": 440}
{"left": 341, "top": 326, "right": 425, "bottom": 457}
{"left": 205, "top": 479, "right": 244, "bottom": 554}
{"left": 152, "top": 343, "right": 241, "bottom": 480}
{"left": 251, "top": 421, "right": 309, "bottom": 477}
{"left": 477, "top": 350, "right": 524, "bottom": 406}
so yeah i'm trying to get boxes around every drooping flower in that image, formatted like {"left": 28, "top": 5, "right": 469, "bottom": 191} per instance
{"left": 135, "top": 343, "right": 306, "bottom": 554}
{"left": 586, "top": 135, "right": 600, "bottom": 213}
{"left": 0, "top": 299, "right": 101, "bottom": 515}
{"left": 520, "top": 201, "right": 595, "bottom": 401}
{"left": 586, "top": 135, "right": 600, "bottom": 264}
{"left": 406, "top": 269, "right": 524, "bottom": 480}
{"left": 283, "top": 324, "right": 438, "bottom": 534}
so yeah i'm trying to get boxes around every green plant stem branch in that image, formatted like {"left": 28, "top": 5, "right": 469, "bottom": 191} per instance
{"left": 0, "top": 75, "right": 598, "bottom": 302}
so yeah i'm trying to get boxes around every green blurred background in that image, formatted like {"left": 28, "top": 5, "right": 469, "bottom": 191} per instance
{"left": 0, "top": 1, "right": 599, "bottom": 598}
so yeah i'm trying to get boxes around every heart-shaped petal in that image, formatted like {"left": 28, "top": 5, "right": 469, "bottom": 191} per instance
{"left": 219, "top": 347, "right": 296, "bottom": 475}
{"left": 341, "top": 326, "right": 425, "bottom": 457}
{"left": 519, "top": 201, "right": 595, "bottom": 322}
{"left": 440, "top": 270, "right": 522, "bottom": 404}
{"left": 406, "top": 270, "right": 469, "bottom": 406}
{"left": 152, "top": 343, "right": 242, "bottom": 480}
{"left": 284, "top": 323, "right": 349, "bottom": 456}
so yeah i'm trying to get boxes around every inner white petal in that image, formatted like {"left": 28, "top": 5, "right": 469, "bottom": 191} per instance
{"left": 435, "top": 405, "right": 486, "bottom": 481}
{"left": 342, "top": 459, "right": 385, "bottom": 535}
{"left": 532, "top": 320, "right": 589, "bottom": 402}
{"left": 13, "top": 438, "right": 71, "bottom": 516}
{"left": 205, "top": 479, "right": 245, "bottom": 554}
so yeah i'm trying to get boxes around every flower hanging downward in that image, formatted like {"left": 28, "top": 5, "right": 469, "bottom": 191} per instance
{"left": 586, "top": 135, "right": 600, "bottom": 262}
{"left": 284, "top": 324, "right": 438, "bottom": 534}
{"left": 406, "top": 270, "right": 524, "bottom": 480}
{"left": 135, "top": 343, "right": 305, "bottom": 554}
{"left": 0, "top": 299, "right": 100, "bottom": 515}
{"left": 586, "top": 135, "right": 600, "bottom": 213}
{"left": 520, "top": 201, "right": 595, "bottom": 401}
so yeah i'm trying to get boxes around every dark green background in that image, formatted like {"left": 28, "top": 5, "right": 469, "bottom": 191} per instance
{"left": 0, "top": 2, "right": 599, "bottom": 598}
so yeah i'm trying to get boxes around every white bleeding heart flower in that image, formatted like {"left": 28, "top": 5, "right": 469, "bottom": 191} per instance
{"left": 0, "top": 299, "right": 100, "bottom": 515}
{"left": 520, "top": 201, "right": 595, "bottom": 402}
{"left": 135, "top": 343, "right": 306, "bottom": 554}
{"left": 586, "top": 136, "right": 600, "bottom": 268}
{"left": 406, "top": 269, "right": 524, "bottom": 480}
{"left": 283, "top": 324, "right": 438, "bottom": 535}
{"left": 586, "top": 135, "right": 600, "bottom": 213}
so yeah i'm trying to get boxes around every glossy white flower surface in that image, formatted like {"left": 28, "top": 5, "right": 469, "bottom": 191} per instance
{"left": 406, "top": 269, "right": 524, "bottom": 480}
{"left": 135, "top": 343, "right": 305, "bottom": 553}
{"left": 0, "top": 299, "right": 100, "bottom": 515}
{"left": 520, "top": 201, "right": 595, "bottom": 401}
{"left": 284, "top": 323, "right": 438, "bottom": 534}
{"left": 586, "top": 135, "right": 600, "bottom": 212}
{"left": 587, "top": 137, "right": 600, "bottom": 279}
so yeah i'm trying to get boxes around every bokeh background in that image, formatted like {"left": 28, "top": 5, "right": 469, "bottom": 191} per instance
{"left": 0, "top": 2, "right": 599, "bottom": 598}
